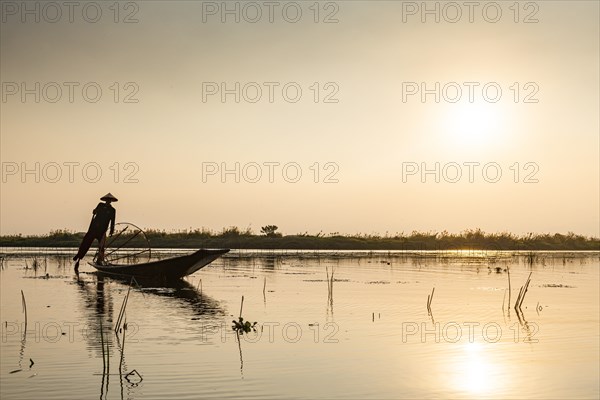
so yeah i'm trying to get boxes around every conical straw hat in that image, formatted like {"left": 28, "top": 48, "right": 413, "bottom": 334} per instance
{"left": 100, "top": 193, "right": 118, "bottom": 202}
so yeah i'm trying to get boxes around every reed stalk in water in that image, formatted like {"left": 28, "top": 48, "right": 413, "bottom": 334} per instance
{"left": 426, "top": 287, "right": 435, "bottom": 314}
{"left": 119, "top": 317, "right": 126, "bottom": 373}
{"left": 514, "top": 272, "right": 532, "bottom": 310}
{"left": 239, "top": 295, "right": 244, "bottom": 318}
{"left": 507, "top": 266, "right": 512, "bottom": 310}
{"left": 21, "top": 290, "right": 27, "bottom": 333}
{"left": 100, "top": 319, "right": 106, "bottom": 373}
{"left": 519, "top": 272, "right": 532, "bottom": 308}
{"left": 326, "top": 266, "right": 335, "bottom": 305}
{"left": 115, "top": 280, "right": 132, "bottom": 333}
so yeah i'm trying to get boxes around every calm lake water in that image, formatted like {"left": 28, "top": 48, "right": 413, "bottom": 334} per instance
{"left": 1, "top": 249, "right": 598, "bottom": 399}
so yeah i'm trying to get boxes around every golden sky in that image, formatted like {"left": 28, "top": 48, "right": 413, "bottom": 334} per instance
{"left": 1, "top": 1, "right": 598, "bottom": 236}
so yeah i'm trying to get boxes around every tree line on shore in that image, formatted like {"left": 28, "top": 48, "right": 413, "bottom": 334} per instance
{"left": 1, "top": 227, "right": 598, "bottom": 250}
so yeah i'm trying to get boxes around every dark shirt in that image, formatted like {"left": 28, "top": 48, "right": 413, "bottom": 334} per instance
{"left": 88, "top": 202, "right": 116, "bottom": 235}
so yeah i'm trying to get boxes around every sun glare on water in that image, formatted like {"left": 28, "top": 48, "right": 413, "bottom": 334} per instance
{"left": 451, "top": 342, "right": 504, "bottom": 396}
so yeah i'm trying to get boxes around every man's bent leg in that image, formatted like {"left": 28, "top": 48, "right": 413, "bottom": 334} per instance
{"left": 97, "top": 234, "right": 108, "bottom": 265}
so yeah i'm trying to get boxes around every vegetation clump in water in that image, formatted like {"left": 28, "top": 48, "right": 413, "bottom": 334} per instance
{"left": 232, "top": 317, "right": 257, "bottom": 334}
{"left": 232, "top": 295, "right": 257, "bottom": 334}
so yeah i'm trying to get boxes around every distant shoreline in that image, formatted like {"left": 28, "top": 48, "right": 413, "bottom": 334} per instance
{"left": 1, "top": 229, "right": 598, "bottom": 251}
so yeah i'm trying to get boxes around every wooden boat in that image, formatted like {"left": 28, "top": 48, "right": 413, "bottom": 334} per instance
{"left": 89, "top": 248, "right": 229, "bottom": 279}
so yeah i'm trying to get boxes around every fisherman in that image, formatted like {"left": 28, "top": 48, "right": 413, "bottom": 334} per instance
{"left": 73, "top": 193, "right": 117, "bottom": 271}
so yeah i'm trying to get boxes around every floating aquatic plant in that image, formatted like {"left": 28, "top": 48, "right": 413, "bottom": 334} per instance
{"left": 232, "top": 317, "right": 257, "bottom": 334}
{"left": 232, "top": 296, "right": 257, "bottom": 334}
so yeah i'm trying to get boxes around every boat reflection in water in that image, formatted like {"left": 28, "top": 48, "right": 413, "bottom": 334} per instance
{"left": 98, "top": 272, "right": 225, "bottom": 318}
{"left": 74, "top": 271, "right": 225, "bottom": 399}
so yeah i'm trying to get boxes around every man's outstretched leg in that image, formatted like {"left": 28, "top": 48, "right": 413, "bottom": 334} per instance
{"left": 73, "top": 231, "right": 96, "bottom": 270}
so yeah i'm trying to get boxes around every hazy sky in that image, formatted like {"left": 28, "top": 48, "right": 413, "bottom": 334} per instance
{"left": 1, "top": 1, "right": 598, "bottom": 236}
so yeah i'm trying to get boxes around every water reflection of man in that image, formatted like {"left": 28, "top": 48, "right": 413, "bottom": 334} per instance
{"left": 73, "top": 193, "right": 117, "bottom": 271}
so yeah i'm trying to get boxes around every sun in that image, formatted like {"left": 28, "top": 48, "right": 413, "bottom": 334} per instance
{"left": 441, "top": 101, "right": 504, "bottom": 150}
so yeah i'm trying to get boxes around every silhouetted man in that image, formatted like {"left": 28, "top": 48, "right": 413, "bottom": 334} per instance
{"left": 73, "top": 193, "right": 117, "bottom": 271}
